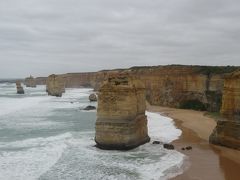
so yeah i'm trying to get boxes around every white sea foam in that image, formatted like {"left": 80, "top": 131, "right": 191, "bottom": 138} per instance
{"left": 146, "top": 111, "right": 182, "bottom": 143}
{"left": 40, "top": 112, "right": 185, "bottom": 180}
{"left": 0, "top": 133, "right": 72, "bottom": 180}
{"left": 0, "top": 87, "right": 93, "bottom": 117}
{"left": 40, "top": 133, "right": 185, "bottom": 180}
{"left": 0, "top": 85, "right": 186, "bottom": 180}
{"left": 0, "top": 96, "right": 51, "bottom": 117}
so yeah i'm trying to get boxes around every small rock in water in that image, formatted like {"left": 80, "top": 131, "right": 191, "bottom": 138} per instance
{"left": 83, "top": 105, "right": 96, "bottom": 111}
{"left": 152, "top": 141, "right": 161, "bottom": 144}
{"left": 186, "top": 146, "right": 192, "bottom": 150}
{"left": 163, "top": 144, "right": 174, "bottom": 150}
{"left": 181, "top": 147, "right": 185, "bottom": 150}
{"left": 89, "top": 93, "right": 97, "bottom": 102}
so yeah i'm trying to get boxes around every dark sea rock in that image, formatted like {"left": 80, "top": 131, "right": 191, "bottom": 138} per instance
{"left": 152, "top": 141, "right": 161, "bottom": 144}
{"left": 186, "top": 146, "right": 192, "bottom": 150}
{"left": 163, "top": 144, "right": 175, "bottom": 150}
{"left": 83, "top": 105, "right": 96, "bottom": 111}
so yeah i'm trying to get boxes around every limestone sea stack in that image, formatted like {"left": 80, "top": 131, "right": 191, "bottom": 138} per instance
{"left": 95, "top": 75, "right": 150, "bottom": 150}
{"left": 209, "top": 70, "right": 240, "bottom": 149}
{"left": 25, "top": 75, "right": 36, "bottom": 87}
{"left": 46, "top": 74, "right": 65, "bottom": 97}
{"left": 16, "top": 81, "right": 24, "bottom": 94}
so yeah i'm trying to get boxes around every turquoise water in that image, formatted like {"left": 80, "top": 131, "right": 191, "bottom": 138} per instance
{"left": 0, "top": 83, "right": 185, "bottom": 180}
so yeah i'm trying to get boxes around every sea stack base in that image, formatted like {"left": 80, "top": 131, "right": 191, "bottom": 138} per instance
{"left": 95, "top": 115, "right": 150, "bottom": 150}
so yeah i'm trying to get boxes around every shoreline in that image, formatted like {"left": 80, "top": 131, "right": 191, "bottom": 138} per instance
{"left": 147, "top": 104, "right": 240, "bottom": 180}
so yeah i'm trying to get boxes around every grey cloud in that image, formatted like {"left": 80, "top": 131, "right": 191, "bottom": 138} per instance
{"left": 0, "top": 0, "right": 240, "bottom": 78}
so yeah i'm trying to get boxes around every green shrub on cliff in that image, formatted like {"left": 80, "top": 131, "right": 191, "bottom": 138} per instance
{"left": 179, "top": 100, "right": 207, "bottom": 111}
{"left": 194, "top": 66, "right": 239, "bottom": 75}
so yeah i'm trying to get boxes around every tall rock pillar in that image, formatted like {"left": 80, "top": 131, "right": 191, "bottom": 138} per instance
{"left": 209, "top": 70, "right": 240, "bottom": 149}
{"left": 95, "top": 75, "right": 150, "bottom": 150}
{"left": 16, "top": 81, "right": 24, "bottom": 94}
{"left": 25, "top": 75, "right": 37, "bottom": 87}
{"left": 46, "top": 74, "right": 65, "bottom": 97}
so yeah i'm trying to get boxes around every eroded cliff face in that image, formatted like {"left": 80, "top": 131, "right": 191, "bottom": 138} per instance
{"left": 25, "top": 76, "right": 36, "bottom": 88}
{"left": 43, "top": 65, "right": 238, "bottom": 112}
{"left": 46, "top": 74, "right": 65, "bottom": 97}
{"left": 93, "top": 66, "right": 230, "bottom": 112}
{"left": 221, "top": 71, "right": 240, "bottom": 119}
{"left": 139, "top": 67, "right": 225, "bottom": 112}
{"left": 60, "top": 73, "right": 96, "bottom": 88}
{"left": 95, "top": 75, "right": 150, "bottom": 150}
{"left": 210, "top": 71, "right": 240, "bottom": 149}
{"left": 35, "top": 77, "right": 47, "bottom": 85}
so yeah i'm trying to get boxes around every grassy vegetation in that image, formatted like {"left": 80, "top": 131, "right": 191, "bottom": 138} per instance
{"left": 179, "top": 100, "right": 207, "bottom": 111}
{"left": 205, "top": 112, "right": 225, "bottom": 122}
{"left": 193, "top": 65, "right": 239, "bottom": 75}
{"left": 99, "top": 65, "right": 239, "bottom": 74}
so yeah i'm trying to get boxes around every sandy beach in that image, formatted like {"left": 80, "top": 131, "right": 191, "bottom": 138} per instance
{"left": 147, "top": 104, "right": 240, "bottom": 180}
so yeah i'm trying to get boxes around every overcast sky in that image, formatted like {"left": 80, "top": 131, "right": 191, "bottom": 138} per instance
{"left": 0, "top": 0, "right": 240, "bottom": 78}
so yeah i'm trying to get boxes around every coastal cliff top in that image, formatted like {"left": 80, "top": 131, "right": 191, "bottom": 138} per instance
{"left": 224, "top": 70, "right": 240, "bottom": 79}
{"left": 100, "top": 75, "right": 145, "bottom": 90}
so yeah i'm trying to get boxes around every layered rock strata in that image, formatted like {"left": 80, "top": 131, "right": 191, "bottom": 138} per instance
{"left": 25, "top": 75, "right": 36, "bottom": 87}
{"left": 61, "top": 73, "right": 96, "bottom": 88}
{"left": 92, "top": 66, "right": 238, "bottom": 112}
{"left": 46, "top": 74, "right": 65, "bottom": 97}
{"left": 95, "top": 75, "right": 150, "bottom": 150}
{"left": 16, "top": 81, "right": 24, "bottom": 94}
{"left": 35, "top": 77, "right": 47, "bottom": 85}
{"left": 42, "top": 65, "right": 239, "bottom": 112}
{"left": 210, "top": 71, "right": 240, "bottom": 149}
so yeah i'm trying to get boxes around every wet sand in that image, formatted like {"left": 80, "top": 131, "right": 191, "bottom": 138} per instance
{"left": 147, "top": 105, "right": 240, "bottom": 180}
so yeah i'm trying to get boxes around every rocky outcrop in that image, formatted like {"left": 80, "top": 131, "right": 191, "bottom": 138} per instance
{"left": 93, "top": 65, "right": 238, "bottom": 112}
{"left": 61, "top": 73, "right": 96, "bottom": 88}
{"left": 210, "top": 70, "right": 240, "bottom": 149}
{"left": 95, "top": 75, "right": 150, "bottom": 150}
{"left": 35, "top": 77, "right": 47, "bottom": 85}
{"left": 89, "top": 93, "right": 97, "bottom": 102}
{"left": 130, "top": 66, "right": 231, "bottom": 112}
{"left": 46, "top": 74, "right": 65, "bottom": 97}
{"left": 25, "top": 75, "right": 36, "bottom": 87}
{"left": 220, "top": 71, "right": 240, "bottom": 119}
{"left": 16, "top": 81, "right": 24, "bottom": 94}
{"left": 83, "top": 105, "right": 96, "bottom": 111}
{"left": 43, "top": 65, "right": 238, "bottom": 112}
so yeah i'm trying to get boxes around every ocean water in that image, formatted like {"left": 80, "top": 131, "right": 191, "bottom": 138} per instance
{"left": 0, "top": 83, "right": 185, "bottom": 180}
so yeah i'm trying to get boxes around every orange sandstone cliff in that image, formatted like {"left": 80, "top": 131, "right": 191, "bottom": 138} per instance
{"left": 40, "top": 65, "right": 238, "bottom": 112}
{"left": 35, "top": 77, "right": 47, "bottom": 85}
{"left": 210, "top": 70, "right": 240, "bottom": 149}
{"left": 221, "top": 71, "right": 240, "bottom": 119}
{"left": 93, "top": 65, "right": 237, "bottom": 112}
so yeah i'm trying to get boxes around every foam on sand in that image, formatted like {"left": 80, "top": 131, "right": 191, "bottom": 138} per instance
{"left": 146, "top": 111, "right": 182, "bottom": 143}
